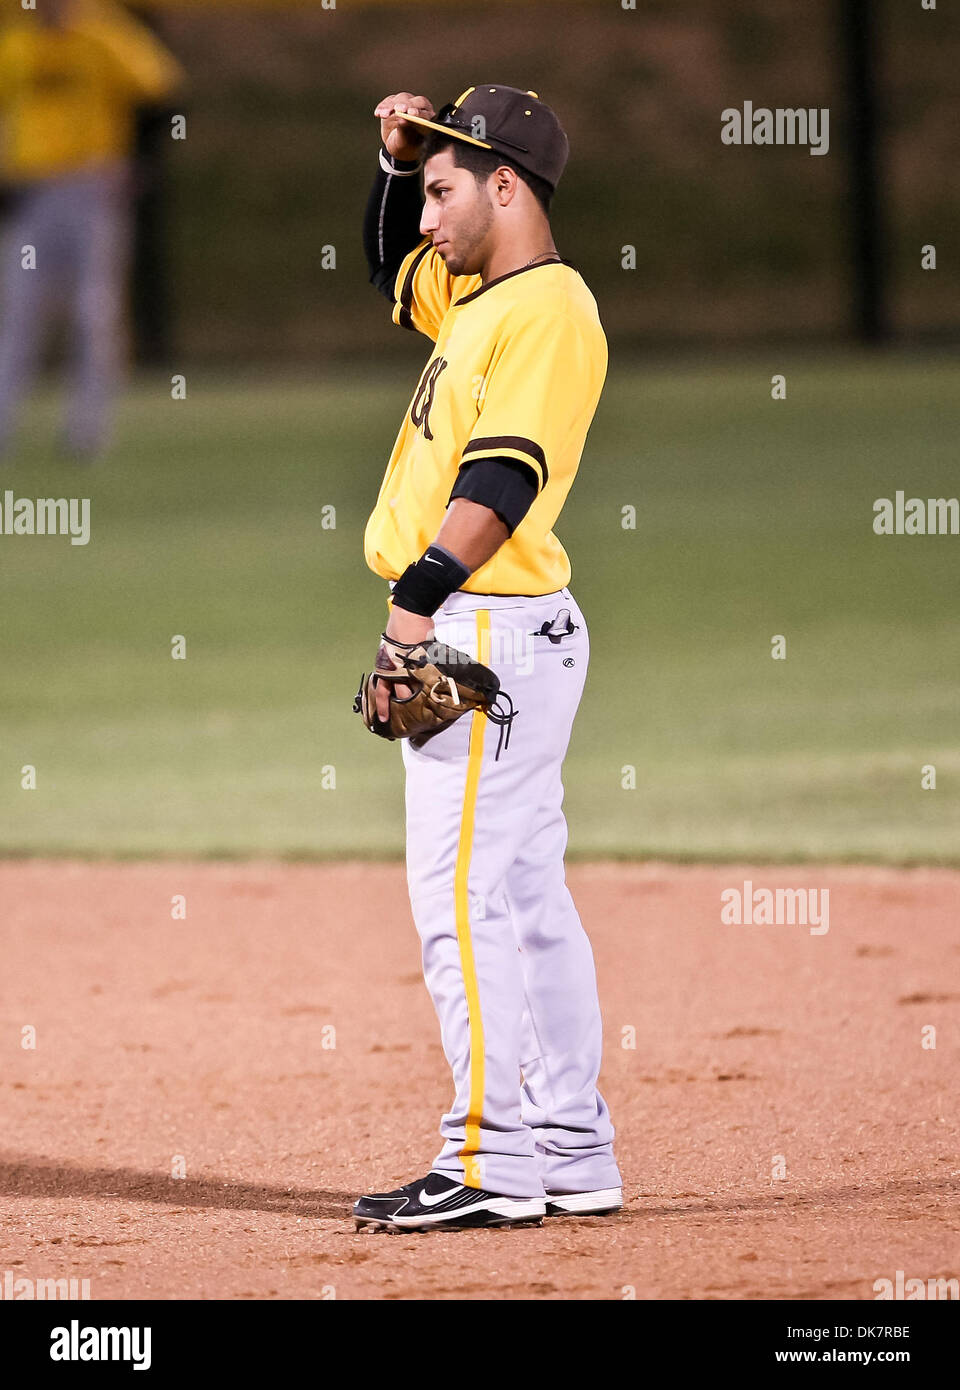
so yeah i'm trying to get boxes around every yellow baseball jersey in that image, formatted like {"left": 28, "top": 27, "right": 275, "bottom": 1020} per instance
{"left": 0, "top": 1, "right": 182, "bottom": 182}
{"left": 363, "top": 237, "right": 608, "bottom": 596}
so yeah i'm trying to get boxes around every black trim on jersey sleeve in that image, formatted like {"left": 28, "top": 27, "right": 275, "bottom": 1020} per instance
{"left": 396, "top": 241, "right": 431, "bottom": 331}
{"left": 362, "top": 145, "right": 424, "bottom": 302}
{"left": 448, "top": 457, "right": 539, "bottom": 536}
{"left": 462, "top": 435, "right": 548, "bottom": 487}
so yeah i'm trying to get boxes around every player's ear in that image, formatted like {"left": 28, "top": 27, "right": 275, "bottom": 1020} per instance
{"left": 492, "top": 166, "right": 518, "bottom": 205}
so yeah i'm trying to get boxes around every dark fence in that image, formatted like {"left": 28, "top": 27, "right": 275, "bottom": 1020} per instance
{"left": 131, "top": 0, "right": 959, "bottom": 363}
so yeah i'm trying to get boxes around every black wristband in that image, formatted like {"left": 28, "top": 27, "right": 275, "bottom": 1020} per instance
{"left": 391, "top": 544, "right": 472, "bottom": 617}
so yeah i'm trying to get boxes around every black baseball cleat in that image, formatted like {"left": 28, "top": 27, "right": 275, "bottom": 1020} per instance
{"left": 544, "top": 1187, "right": 623, "bottom": 1216}
{"left": 353, "top": 1171, "right": 546, "bottom": 1232}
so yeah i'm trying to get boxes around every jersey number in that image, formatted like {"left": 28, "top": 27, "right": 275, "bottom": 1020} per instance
{"left": 410, "top": 356, "right": 448, "bottom": 441}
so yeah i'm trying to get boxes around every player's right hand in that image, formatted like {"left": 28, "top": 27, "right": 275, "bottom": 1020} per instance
{"left": 374, "top": 93, "right": 435, "bottom": 163}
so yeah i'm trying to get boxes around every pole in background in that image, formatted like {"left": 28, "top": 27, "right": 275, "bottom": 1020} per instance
{"left": 838, "top": 0, "right": 889, "bottom": 342}
{"left": 132, "top": 104, "right": 174, "bottom": 366}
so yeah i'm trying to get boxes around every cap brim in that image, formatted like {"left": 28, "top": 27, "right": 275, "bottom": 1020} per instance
{"left": 402, "top": 111, "right": 492, "bottom": 151}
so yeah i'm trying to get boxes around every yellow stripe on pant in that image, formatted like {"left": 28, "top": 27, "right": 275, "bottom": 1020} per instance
{"left": 454, "top": 609, "right": 490, "bottom": 1188}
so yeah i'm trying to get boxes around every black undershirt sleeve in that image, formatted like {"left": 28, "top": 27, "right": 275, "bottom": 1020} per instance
{"left": 362, "top": 145, "right": 424, "bottom": 301}
{"left": 448, "top": 457, "right": 540, "bottom": 536}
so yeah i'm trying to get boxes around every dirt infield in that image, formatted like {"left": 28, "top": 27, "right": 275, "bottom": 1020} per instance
{"left": 1, "top": 860, "right": 958, "bottom": 1302}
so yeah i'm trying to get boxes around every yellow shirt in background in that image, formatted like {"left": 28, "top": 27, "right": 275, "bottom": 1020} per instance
{"left": 0, "top": 0, "right": 182, "bottom": 181}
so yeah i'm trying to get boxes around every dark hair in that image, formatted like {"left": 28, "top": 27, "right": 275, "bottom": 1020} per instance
{"left": 421, "top": 132, "right": 554, "bottom": 215}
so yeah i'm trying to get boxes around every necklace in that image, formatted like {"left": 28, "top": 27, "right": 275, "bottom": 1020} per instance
{"left": 524, "top": 251, "right": 561, "bottom": 268}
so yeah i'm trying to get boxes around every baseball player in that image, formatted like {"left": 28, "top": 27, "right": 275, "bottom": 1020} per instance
{"left": 0, "top": 0, "right": 182, "bottom": 461}
{"left": 354, "top": 86, "right": 621, "bottom": 1231}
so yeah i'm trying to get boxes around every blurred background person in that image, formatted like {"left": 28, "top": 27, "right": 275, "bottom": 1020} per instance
{"left": 0, "top": 0, "right": 182, "bottom": 462}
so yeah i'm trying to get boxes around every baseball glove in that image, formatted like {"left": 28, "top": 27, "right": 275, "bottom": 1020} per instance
{"left": 353, "top": 633, "right": 516, "bottom": 758}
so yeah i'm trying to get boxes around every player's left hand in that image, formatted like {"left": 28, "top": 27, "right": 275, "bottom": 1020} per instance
{"left": 374, "top": 607, "right": 434, "bottom": 722}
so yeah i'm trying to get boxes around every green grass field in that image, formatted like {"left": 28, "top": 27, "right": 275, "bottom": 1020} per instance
{"left": 1, "top": 355, "right": 958, "bottom": 861}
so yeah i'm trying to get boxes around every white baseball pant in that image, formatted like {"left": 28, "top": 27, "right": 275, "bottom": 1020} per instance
{"left": 400, "top": 585, "right": 620, "bottom": 1198}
